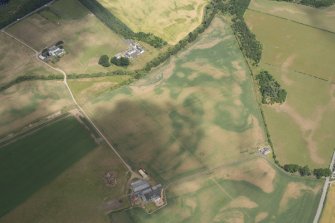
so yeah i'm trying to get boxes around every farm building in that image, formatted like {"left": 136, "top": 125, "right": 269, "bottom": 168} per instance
{"left": 115, "top": 40, "right": 144, "bottom": 59}
{"left": 39, "top": 42, "right": 65, "bottom": 61}
{"left": 130, "top": 179, "right": 164, "bottom": 207}
{"left": 259, "top": 147, "right": 271, "bottom": 155}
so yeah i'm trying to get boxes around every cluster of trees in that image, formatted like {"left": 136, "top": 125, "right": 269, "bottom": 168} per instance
{"left": 275, "top": 0, "right": 335, "bottom": 8}
{"left": 98, "top": 55, "right": 111, "bottom": 67}
{"left": 0, "top": 0, "right": 52, "bottom": 28}
{"left": 284, "top": 164, "right": 332, "bottom": 178}
{"left": 283, "top": 164, "right": 311, "bottom": 176}
{"left": 256, "top": 71, "right": 287, "bottom": 104}
{"left": 98, "top": 55, "right": 130, "bottom": 67}
{"left": 78, "top": 0, "right": 167, "bottom": 48}
{"left": 111, "top": 56, "right": 130, "bottom": 67}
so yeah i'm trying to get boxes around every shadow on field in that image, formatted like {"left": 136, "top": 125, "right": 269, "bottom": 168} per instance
{"left": 96, "top": 98, "right": 207, "bottom": 183}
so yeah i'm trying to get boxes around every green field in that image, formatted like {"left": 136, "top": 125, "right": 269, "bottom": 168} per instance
{"left": 0, "top": 80, "right": 73, "bottom": 137}
{"left": 0, "top": 116, "right": 97, "bottom": 217}
{"left": 97, "top": 0, "right": 208, "bottom": 44}
{"left": 6, "top": 0, "right": 160, "bottom": 74}
{"left": 68, "top": 75, "right": 133, "bottom": 105}
{"left": 245, "top": 6, "right": 335, "bottom": 168}
{"left": 249, "top": 0, "right": 335, "bottom": 33}
{"left": 80, "top": 17, "right": 267, "bottom": 184}
{"left": 245, "top": 9, "right": 335, "bottom": 81}
{"left": 110, "top": 157, "right": 322, "bottom": 223}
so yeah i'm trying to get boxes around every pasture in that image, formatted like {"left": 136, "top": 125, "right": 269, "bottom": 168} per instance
{"left": 110, "top": 157, "right": 322, "bottom": 223}
{"left": 0, "top": 80, "right": 73, "bottom": 137}
{"left": 249, "top": 0, "right": 335, "bottom": 33}
{"left": 6, "top": 0, "right": 160, "bottom": 74}
{"left": 97, "top": 0, "right": 209, "bottom": 44}
{"left": 68, "top": 75, "right": 133, "bottom": 104}
{"left": 0, "top": 32, "right": 57, "bottom": 86}
{"left": 260, "top": 65, "right": 335, "bottom": 168}
{"left": 0, "top": 116, "right": 97, "bottom": 218}
{"left": 245, "top": 8, "right": 335, "bottom": 168}
{"left": 320, "top": 183, "right": 335, "bottom": 223}
{"left": 245, "top": 9, "right": 335, "bottom": 81}
{"left": 82, "top": 17, "right": 267, "bottom": 183}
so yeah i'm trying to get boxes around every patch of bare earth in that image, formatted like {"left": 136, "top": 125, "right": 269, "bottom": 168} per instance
{"left": 224, "top": 196, "right": 258, "bottom": 209}
{"left": 214, "top": 209, "right": 245, "bottom": 223}
{"left": 280, "top": 55, "right": 296, "bottom": 85}
{"left": 215, "top": 158, "right": 276, "bottom": 193}
{"left": 182, "top": 60, "right": 230, "bottom": 79}
{"left": 255, "top": 212, "right": 268, "bottom": 223}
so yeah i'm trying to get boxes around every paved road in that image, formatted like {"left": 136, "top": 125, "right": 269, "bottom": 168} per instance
{"left": 313, "top": 151, "right": 335, "bottom": 223}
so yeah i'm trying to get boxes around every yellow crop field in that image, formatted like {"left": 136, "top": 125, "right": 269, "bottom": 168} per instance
{"left": 320, "top": 183, "right": 335, "bottom": 223}
{"left": 97, "top": 0, "right": 209, "bottom": 44}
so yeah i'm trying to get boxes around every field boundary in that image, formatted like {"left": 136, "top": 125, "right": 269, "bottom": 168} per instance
{"left": 264, "top": 62, "right": 335, "bottom": 84}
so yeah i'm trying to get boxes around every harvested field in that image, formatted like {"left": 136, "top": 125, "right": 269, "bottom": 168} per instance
{"left": 0, "top": 116, "right": 97, "bottom": 217}
{"left": 6, "top": 0, "right": 160, "bottom": 74}
{"left": 320, "top": 183, "right": 335, "bottom": 223}
{"left": 249, "top": 0, "right": 335, "bottom": 33}
{"left": 0, "top": 32, "right": 57, "bottom": 86}
{"left": 97, "top": 0, "right": 209, "bottom": 44}
{"left": 0, "top": 80, "right": 73, "bottom": 137}
{"left": 110, "top": 157, "right": 322, "bottom": 223}
{"left": 81, "top": 17, "right": 267, "bottom": 183}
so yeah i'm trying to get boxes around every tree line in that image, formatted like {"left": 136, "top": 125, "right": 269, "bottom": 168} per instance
{"left": 226, "top": 0, "right": 262, "bottom": 65}
{"left": 78, "top": 0, "right": 167, "bottom": 48}
{"left": 284, "top": 164, "right": 332, "bottom": 178}
{"left": 0, "top": 74, "right": 63, "bottom": 92}
{"left": 275, "top": 0, "right": 335, "bottom": 8}
{"left": 0, "top": 0, "right": 53, "bottom": 28}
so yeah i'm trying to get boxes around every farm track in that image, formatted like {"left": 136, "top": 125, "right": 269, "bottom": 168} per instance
{"left": 1, "top": 28, "right": 136, "bottom": 177}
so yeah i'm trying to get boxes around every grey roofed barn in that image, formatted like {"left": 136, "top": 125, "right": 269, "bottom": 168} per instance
{"left": 131, "top": 179, "right": 150, "bottom": 193}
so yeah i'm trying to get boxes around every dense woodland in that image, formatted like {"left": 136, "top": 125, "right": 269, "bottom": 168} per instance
{"left": 111, "top": 56, "right": 130, "bottom": 67}
{"left": 0, "top": 0, "right": 52, "bottom": 28}
{"left": 256, "top": 71, "right": 287, "bottom": 104}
